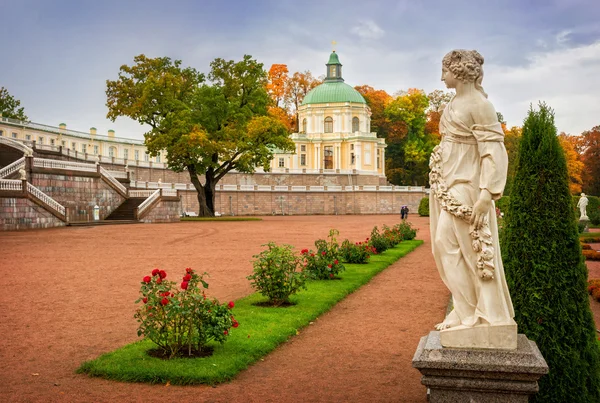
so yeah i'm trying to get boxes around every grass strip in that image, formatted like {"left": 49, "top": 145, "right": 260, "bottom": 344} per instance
{"left": 180, "top": 217, "right": 262, "bottom": 222}
{"left": 580, "top": 232, "right": 600, "bottom": 240}
{"left": 78, "top": 240, "right": 423, "bottom": 385}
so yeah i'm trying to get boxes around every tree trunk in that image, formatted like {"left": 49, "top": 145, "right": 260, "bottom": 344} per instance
{"left": 187, "top": 166, "right": 216, "bottom": 217}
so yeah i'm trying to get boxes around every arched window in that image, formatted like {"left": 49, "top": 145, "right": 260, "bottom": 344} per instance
{"left": 324, "top": 117, "right": 333, "bottom": 133}
{"left": 302, "top": 118, "right": 307, "bottom": 134}
{"left": 352, "top": 117, "right": 359, "bottom": 132}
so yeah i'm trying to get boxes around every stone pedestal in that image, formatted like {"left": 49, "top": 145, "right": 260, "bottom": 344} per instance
{"left": 412, "top": 331, "right": 548, "bottom": 402}
{"left": 580, "top": 218, "right": 590, "bottom": 233}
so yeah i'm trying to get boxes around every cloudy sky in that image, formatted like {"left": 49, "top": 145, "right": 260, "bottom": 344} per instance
{"left": 1, "top": 0, "right": 599, "bottom": 140}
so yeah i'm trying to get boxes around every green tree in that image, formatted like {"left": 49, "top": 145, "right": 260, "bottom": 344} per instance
{"left": 502, "top": 103, "right": 600, "bottom": 402}
{"left": 106, "top": 54, "right": 294, "bottom": 216}
{"left": 384, "top": 89, "right": 433, "bottom": 185}
{"left": 503, "top": 126, "right": 522, "bottom": 196}
{"left": 0, "top": 87, "right": 28, "bottom": 121}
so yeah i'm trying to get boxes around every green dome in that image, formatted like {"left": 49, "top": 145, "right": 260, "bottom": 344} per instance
{"left": 302, "top": 81, "right": 366, "bottom": 105}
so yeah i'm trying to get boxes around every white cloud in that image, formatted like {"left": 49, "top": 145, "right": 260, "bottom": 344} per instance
{"left": 485, "top": 41, "right": 600, "bottom": 134}
{"left": 556, "top": 29, "right": 572, "bottom": 45}
{"left": 351, "top": 20, "right": 385, "bottom": 40}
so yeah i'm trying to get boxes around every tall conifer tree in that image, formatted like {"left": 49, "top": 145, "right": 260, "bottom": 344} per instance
{"left": 502, "top": 104, "right": 600, "bottom": 402}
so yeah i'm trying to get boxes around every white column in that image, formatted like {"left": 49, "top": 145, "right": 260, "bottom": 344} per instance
{"left": 315, "top": 146, "right": 319, "bottom": 170}
{"left": 355, "top": 143, "right": 362, "bottom": 171}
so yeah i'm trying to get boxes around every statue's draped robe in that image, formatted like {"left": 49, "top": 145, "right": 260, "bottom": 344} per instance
{"left": 430, "top": 101, "right": 514, "bottom": 328}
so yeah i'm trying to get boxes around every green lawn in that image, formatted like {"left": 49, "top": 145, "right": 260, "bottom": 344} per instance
{"left": 78, "top": 240, "right": 423, "bottom": 385}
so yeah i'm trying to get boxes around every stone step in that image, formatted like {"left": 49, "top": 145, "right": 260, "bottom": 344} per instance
{"left": 68, "top": 220, "right": 139, "bottom": 226}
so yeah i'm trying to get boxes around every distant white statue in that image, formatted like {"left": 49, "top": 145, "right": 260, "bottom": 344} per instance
{"left": 429, "top": 49, "right": 516, "bottom": 349}
{"left": 18, "top": 168, "right": 27, "bottom": 180}
{"left": 578, "top": 193, "right": 589, "bottom": 220}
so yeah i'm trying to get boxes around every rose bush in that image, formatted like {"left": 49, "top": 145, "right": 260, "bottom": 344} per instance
{"left": 247, "top": 242, "right": 307, "bottom": 306}
{"left": 135, "top": 268, "right": 237, "bottom": 358}
{"left": 302, "top": 229, "right": 345, "bottom": 279}
{"left": 340, "top": 239, "right": 376, "bottom": 264}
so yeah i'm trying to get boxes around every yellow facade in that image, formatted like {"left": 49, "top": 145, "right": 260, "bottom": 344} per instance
{"left": 270, "top": 101, "right": 386, "bottom": 176}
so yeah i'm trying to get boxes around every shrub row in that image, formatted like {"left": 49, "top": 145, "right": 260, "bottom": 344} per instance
{"left": 418, "top": 197, "right": 429, "bottom": 217}
{"left": 248, "top": 223, "right": 418, "bottom": 306}
{"left": 588, "top": 279, "right": 600, "bottom": 302}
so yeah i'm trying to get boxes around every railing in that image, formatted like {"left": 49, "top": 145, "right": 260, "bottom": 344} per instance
{"left": 107, "top": 170, "right": 128, "bottom": 179}
{"left": 128, "top": 190, "right": 156, "bottom": 198}
{"left": 161, "top": 189, "right": 178, "bottom": 197}
{"left": 33, "top": 157, "right": 97, "bottom": 172}
{"left": 0, "top": 157, "right": 25, "bottom": 178}
{"left": 26, "top": 182, "right": 66, "bottom": 216}
{"left": 137, "top": 189, "right": 160, "bottom": 216}
{"left": 99, "top": 166, "right": 128, "bottom": 195}
{"left": 35, "top": 144, "right": 61, "bottom": 152}
{"left": 128, "top": 180, "right": 430, "bottom": 193}
{"left": 0, "top": 135, "right": 33, "bottom": 155}
{"left": 0, "top": 179, "right": 23, "bottom": 191}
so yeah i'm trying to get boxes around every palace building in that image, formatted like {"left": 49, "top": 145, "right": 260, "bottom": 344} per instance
{"left": 271, "top": 51, "right": 386, "bottom": 176}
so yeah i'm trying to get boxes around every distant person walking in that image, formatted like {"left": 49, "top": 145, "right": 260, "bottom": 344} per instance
{"left": 400, "top": 206, "right": 409, "bottom": 220}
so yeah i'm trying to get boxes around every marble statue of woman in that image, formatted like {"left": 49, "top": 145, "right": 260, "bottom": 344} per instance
{"left": 429, "top": 49, "right": 517, "bottom": 349}
{"left": 578, "top": 193, "right": 589, "bottom": 220}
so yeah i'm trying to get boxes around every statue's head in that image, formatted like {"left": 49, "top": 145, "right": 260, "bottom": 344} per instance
{"left": 581, "top": 192, "right": 586, "bottom": 197}
{"left": 442, "top": 49, "right": 487, "bottom": 97}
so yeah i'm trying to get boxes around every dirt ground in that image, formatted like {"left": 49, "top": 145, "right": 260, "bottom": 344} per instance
{"left": 1, "top": 217, "right": 599, "bottom": 403}
{"left": 0, "top": 215, "right": 447, "bottom": 403}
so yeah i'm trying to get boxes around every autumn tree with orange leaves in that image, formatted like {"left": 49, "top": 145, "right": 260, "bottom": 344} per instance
{"left": 581, "top": 125, "right": 600, "bottom": 195}
{"left": 558, "top": 133, "right": 585, "bottom": 194}
{"left": 267, "top": 64, "right": 288, "bottom": 108}
{"left": 285, "top": 71, "right": 321, "bottom": 130}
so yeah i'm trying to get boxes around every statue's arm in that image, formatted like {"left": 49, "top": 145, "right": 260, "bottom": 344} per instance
{"left": 470, "top": 100, "right": 508, "bottom": 199}
{"left": 470, "top": 100, "right": 508, "bottom": 228}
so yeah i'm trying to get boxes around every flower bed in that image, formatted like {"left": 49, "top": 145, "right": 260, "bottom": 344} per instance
{"left": 78, "top": 240, "right": 423, "bottom": 385}
{"left": 584, "top": 250, "right": 600, "bottom": 261}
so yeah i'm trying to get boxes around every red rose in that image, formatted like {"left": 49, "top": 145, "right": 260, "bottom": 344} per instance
{"left": 183, "top": 274, "right": 192, "bottom": 282}
{"left": 224, "top": 330, "right": 228, "bottom": 335}
{"left": 142, "top": 297, "right": 148, "bottom": 304}
{"left": 185, "top": 267, "right": 193, "bottom": 274}
{"left": 228, "top": 301, "right": 235, "bottom": 309}
{"left": 159, "top": 270, "right": 167, "bottom": 279}
{"left": 161, "top": 297, "right": 168, "bottom": 306}
{"left": 232, "top": 321, "right": 239, "bottom": 328}
{"left": 181, "top": 281, "right": 189, "bottom": 290}
{"left": 156, "top": 278, "right": 162, "bottom": 284}
{"left": 328, "top": 264, "right": 332, "bottom": 268}
{"left": 329, "top": 273, "right": 334, "bottom": 279}
{"left": 143, "top": 276, "right": 151, "bottom": 283}
{"left": 301, "top": 249, "right": 308, "bottom": 254}
{"left": 310, "top": 253, "right": 315, "bottom": 257}
{"left": 151, "top": 269, "right": 160, "bottom": 276}
{"left": 321, "top": 251, "right": 326, "bottom": 256}
{"left": 334, "top": 260, "right": 339, "bottom": 265}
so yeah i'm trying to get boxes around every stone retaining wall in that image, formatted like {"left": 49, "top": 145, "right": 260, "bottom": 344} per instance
{"left": 0, "top": 198, "right": 65, "bottom": 230}
{"left": 180, "top": 190, "right": 425, "bottom": 216}
{"left": 31, "top": 173, "right": 125, "bottom": 222}
{"left": 139, "top": 199, "right": 182, "bottom": 223}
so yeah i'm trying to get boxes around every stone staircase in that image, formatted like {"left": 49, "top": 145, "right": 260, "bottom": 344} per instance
{"left": 104, "top": 197, "right": 146, "bottom": 221}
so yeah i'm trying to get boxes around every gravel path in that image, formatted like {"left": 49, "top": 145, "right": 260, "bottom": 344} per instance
{"left": 0, "top": 215, "right": 446, "bottom": 403}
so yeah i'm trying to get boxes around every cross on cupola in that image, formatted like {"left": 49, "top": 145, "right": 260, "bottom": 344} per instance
{"left": 325, "top": 50, "right": 344, "bottom": 82}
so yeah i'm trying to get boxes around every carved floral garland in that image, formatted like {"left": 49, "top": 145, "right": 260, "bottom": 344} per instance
{"left": 429, "top": 144, "right": 495, "bottom": 281}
